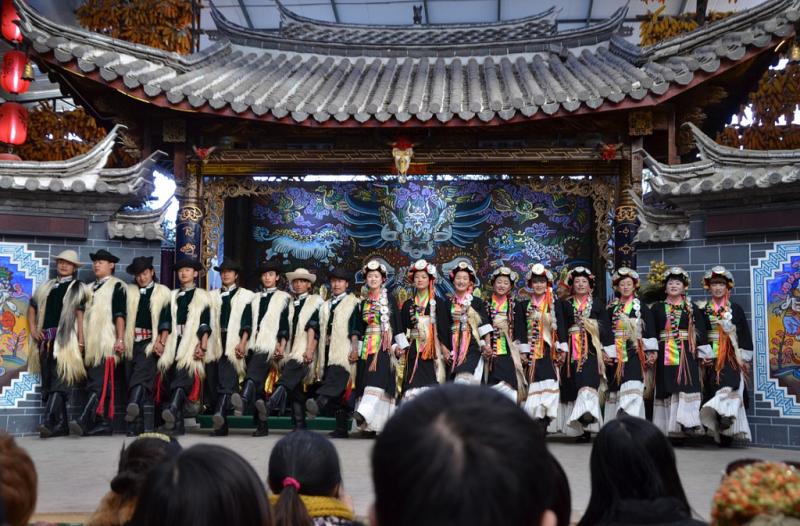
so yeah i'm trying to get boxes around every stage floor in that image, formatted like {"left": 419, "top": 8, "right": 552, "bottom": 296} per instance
{"left": 19, "top": 430, "right": 794, "bottom": 523}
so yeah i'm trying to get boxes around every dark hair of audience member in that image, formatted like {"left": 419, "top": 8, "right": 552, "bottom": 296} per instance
{"left": 268, "top": 430, "right": 343, "bottom": 526}
{"left": 371, "top": 384, "right": 554, "bottom": 526}
{"left": 110, "top": 435, "right": 182, "bottom": 501}
{"left": 578, "top": 416, "right": 692, "bottom": 526}
{"left": 128, "top": 444, "right": 272, "bottom": 526}
{"left": 549, "top": 457, "right": 572, "bottom": 526}
{"left": 0, "top": 433, "right": 37, "bottom": 526}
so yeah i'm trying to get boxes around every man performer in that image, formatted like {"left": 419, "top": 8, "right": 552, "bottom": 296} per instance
{"left": 306, "top": 267, "right": 360, "bottom": 438}
{"left": 231, "top": 260, "right": 290, "bottom": 437}
{"left": 269, "top": 267, "right": 322, "bottom": 431}
{"left": 28, "top": 249, "right": 87, "bottom": 439}
{"left": 160, "top": 258, "right": 213, "bottom": 435}
{"left": 208, "top": 259, "right": 253, "bottom": 436}
{"left": 122, "top": 256, "right": 171, "bottom": 437}
{"left": 69, "top": 249, "right": 127, "bottom": 437}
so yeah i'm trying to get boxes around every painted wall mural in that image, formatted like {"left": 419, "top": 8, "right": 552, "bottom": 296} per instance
{"left": 752, "top": 241, "right": 800, "bottom": 416}
{"left": 0, "top": 242, "right": 47, "bottom": 408}
{"left": 246, "top": 181, "right": 593, "bottom": 299}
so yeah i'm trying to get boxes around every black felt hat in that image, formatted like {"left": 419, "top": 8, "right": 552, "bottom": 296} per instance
{"left": 174, "top": 258, "right": 203, "bottom": 272}
{"left": 90, "top": 249, "right": 120, "bottom": 263}
{"left": 329, "top": 267, "right": 353, "bottom": 283}
{"left": 213, "top": 259, "right": 242, "bottom": 273}
{"left": 256, "top": 260, "right": 283, "bottom": 275}
{"left": 126, "top": 256, "right": 154, "bottom": 275}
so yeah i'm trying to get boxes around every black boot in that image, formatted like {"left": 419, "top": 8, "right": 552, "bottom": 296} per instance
{"left": 232, "top": 379, "right": 256, "bottom": 417}
{"left": 125, "top": 384, "right": 144, "bottom": 423}
{"left": 39, "top": 392, "right": 68, "bottom": 438}
{"left": 86, "top": 416, "right": 114, "bottom": 436}
{"left": 267, "top": 385, "right": 288, "bottom": 413}
{"left": 161, "top": 388, "right": 186, "bottom": 432}
{"left": 252, "top": 418, "right": 269, "bottom": 437}
{"left": 329, "top": 410, "right": 349, "bottom": 439}
{"left": 291, "top": 399, "right": 307, "bottom": 431}
{"left": 69, "top": 392, "right": 99, "bottom": 436}
{"left": 578, "top": 412, "right": 596, "bottom": 426}
{"left": 126, "top": 418, "right": 144, "bottom": 437}
{"left": 211, "top": 393, "right": 230, "bottom": 436}
{"left": 306, "top": 395, "right": 329, "bottom": 418}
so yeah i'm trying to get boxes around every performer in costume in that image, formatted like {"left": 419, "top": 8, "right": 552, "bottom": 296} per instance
{"left": 515, "top": 264, "right": 564, "bottom": 431}
{"left": 698, "top": 266, "right": 753, "bottom": 444}
{"left": 352, "top": 260, "right": 401, "bottom": 435}
{"left": 306, "top": 267, "right": 361, "bottom": 438}
{"left": 69, "top": 250, "right": 127, "bottom": 437}
{"left": 652, "top": 267, "right": 708, "bottom": 437}
{"left": 396, "top": 259, "right": 446, "bottom": 402}
{"left": 268, "top": 268, "right": 322, "bottom": 431}
{"left": 439, "top": 261, "right": 493, "bottom": 384}
{"left": 159, "top": 259, "right": 213, "bottom": 436}
{"left": 208, "top": 259, "right": 253, "bottom": 436}
{"left": 231, "top": 260, "right": 290, "bottom": 437}
{"left": 28, "top": 250, "right": 88, "bottom": 439}
{"left": 122, "top": 256, "right": 171, "bottom": 437}
{"left": 559, "top": 266, "right": 607, "bottom": 439}
{"left": 602, "top": 267, "right": 658, "bottom": 422}
{"left": 483, "top": 266, "right": 527, "bottom": 402}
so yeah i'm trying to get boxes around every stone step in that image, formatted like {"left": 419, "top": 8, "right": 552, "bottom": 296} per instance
{"left": 195, "top": 415, "right": 347, "bottom": 431}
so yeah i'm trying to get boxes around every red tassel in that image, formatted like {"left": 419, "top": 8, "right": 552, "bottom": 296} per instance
{"left": 154, "top": 373, "right": 163, "bottom": 404}
{"left": 188, "top": 373, "right": 201, "bottom": 402}
{"left": 96, "top": 357, "right": 116, "bottom": 418}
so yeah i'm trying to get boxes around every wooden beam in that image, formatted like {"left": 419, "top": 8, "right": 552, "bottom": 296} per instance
{"left": 586, "top": 0, "right": 594, "bottom": 27}
{"left": 497, "top": 0, "right": 501, "bottom": 21}
{"left": 422, "top": 0, "right": 430, "bottom": 24}
{"left": 236, "top": 0, "right": 254, "bottom": 29}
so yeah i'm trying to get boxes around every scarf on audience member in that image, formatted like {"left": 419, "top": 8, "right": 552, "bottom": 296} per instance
{"left": 268, "top": 494, "right": 355, "bottom": 520}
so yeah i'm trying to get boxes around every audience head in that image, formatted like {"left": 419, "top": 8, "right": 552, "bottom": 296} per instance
{"left": 129, "top": 444, "right": 271, "bottom": 526}
{"left": 371, "top": 384, "right": 556, "bottom": 526}
{"left": 111, "top": 434, "right": 182, "bottom": 501}
{"left": 268, "top": 431, "right": 345, "bottom": 526}
{"left": 0, "top": 433, "right": 37, "bottom": 526}
{"left": 712, "top": 461, "right": 800, "bottom": 526}
{"left": 578, "top": 416, "right": 690, "bottom": 526}
{"left": 549, "top": 457, "right": 572, "bottom": 526}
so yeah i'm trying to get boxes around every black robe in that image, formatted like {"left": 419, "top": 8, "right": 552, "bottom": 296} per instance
{"left": 651, "top": 301, "right": 707, "bottom": 399}
{"left": 398, "top": 294, "right": 448, "bottom": 393}
{"left": 352, "top": 296, "right": 401, "bottom": 398}
{"left": 438, "top": 296, "right": 493, "bottom": 380}
{"left": 560, "top": 297, "right": 607, "bottom": 403}
{"left": 603, "top": 299, "right": 656, "bottom": 391}
{"left": 698, "top": 300, "right": 753, "bottom": 396}
{"left": 514, "top": 298, "right": 566, "bottom": 384}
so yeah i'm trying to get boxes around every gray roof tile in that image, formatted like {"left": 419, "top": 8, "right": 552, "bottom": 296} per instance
{"left": 636, "top": 123, "right": 800, "bottom": 243}
{"left": 14, "top": 0, "right": 799, "bottom": 126}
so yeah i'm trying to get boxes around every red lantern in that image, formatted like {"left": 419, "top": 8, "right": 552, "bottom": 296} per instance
{"left": 1, "top": 50, "right": 29, "bottom": 94}
{"left": 0, "top": 152, "right": 20, "bottom": 161}
{"left": 1, "top": 0, "right": 21, "bottom": 44}
{"left": 0, "top": 102, "right": 27, "bottom": 145}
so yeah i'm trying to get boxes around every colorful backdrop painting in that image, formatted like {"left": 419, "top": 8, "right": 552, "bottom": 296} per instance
{"left": 753, "top": 242, "right": 800, "bottom": 416}
{"left": 0, "top": 243, "right": 47, "bottom": 403}
{"left": 247, "top": 181, "right": 593, "bottom": 299}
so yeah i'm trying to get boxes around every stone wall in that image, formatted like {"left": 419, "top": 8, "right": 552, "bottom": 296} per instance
{"left": 637, "top": 218, "right": 800, "bottom": 449}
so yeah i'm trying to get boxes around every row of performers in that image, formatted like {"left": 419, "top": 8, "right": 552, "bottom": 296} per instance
{"left": 28, "top": 248, "right": 753, "bottom": 443}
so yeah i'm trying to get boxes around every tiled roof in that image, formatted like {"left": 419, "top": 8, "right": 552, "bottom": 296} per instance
{"left": 0, "top": 124, "right": 164, "bottom": 196}
{"left": 15, "top": 0, "right": 800, "bottom": 126}
{"left": 636, "top": 123, "right": 800, "bottom": 244}
{"left": 210, "top": 1, "right": 628, "bottom": 57}
{"left": 107, "top": 198, "right": 172, "bottom": 240}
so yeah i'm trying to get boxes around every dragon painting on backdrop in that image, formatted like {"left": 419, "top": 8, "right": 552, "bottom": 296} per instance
{"left": 247, "top": 181, "right": 592, "bottom": 303}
